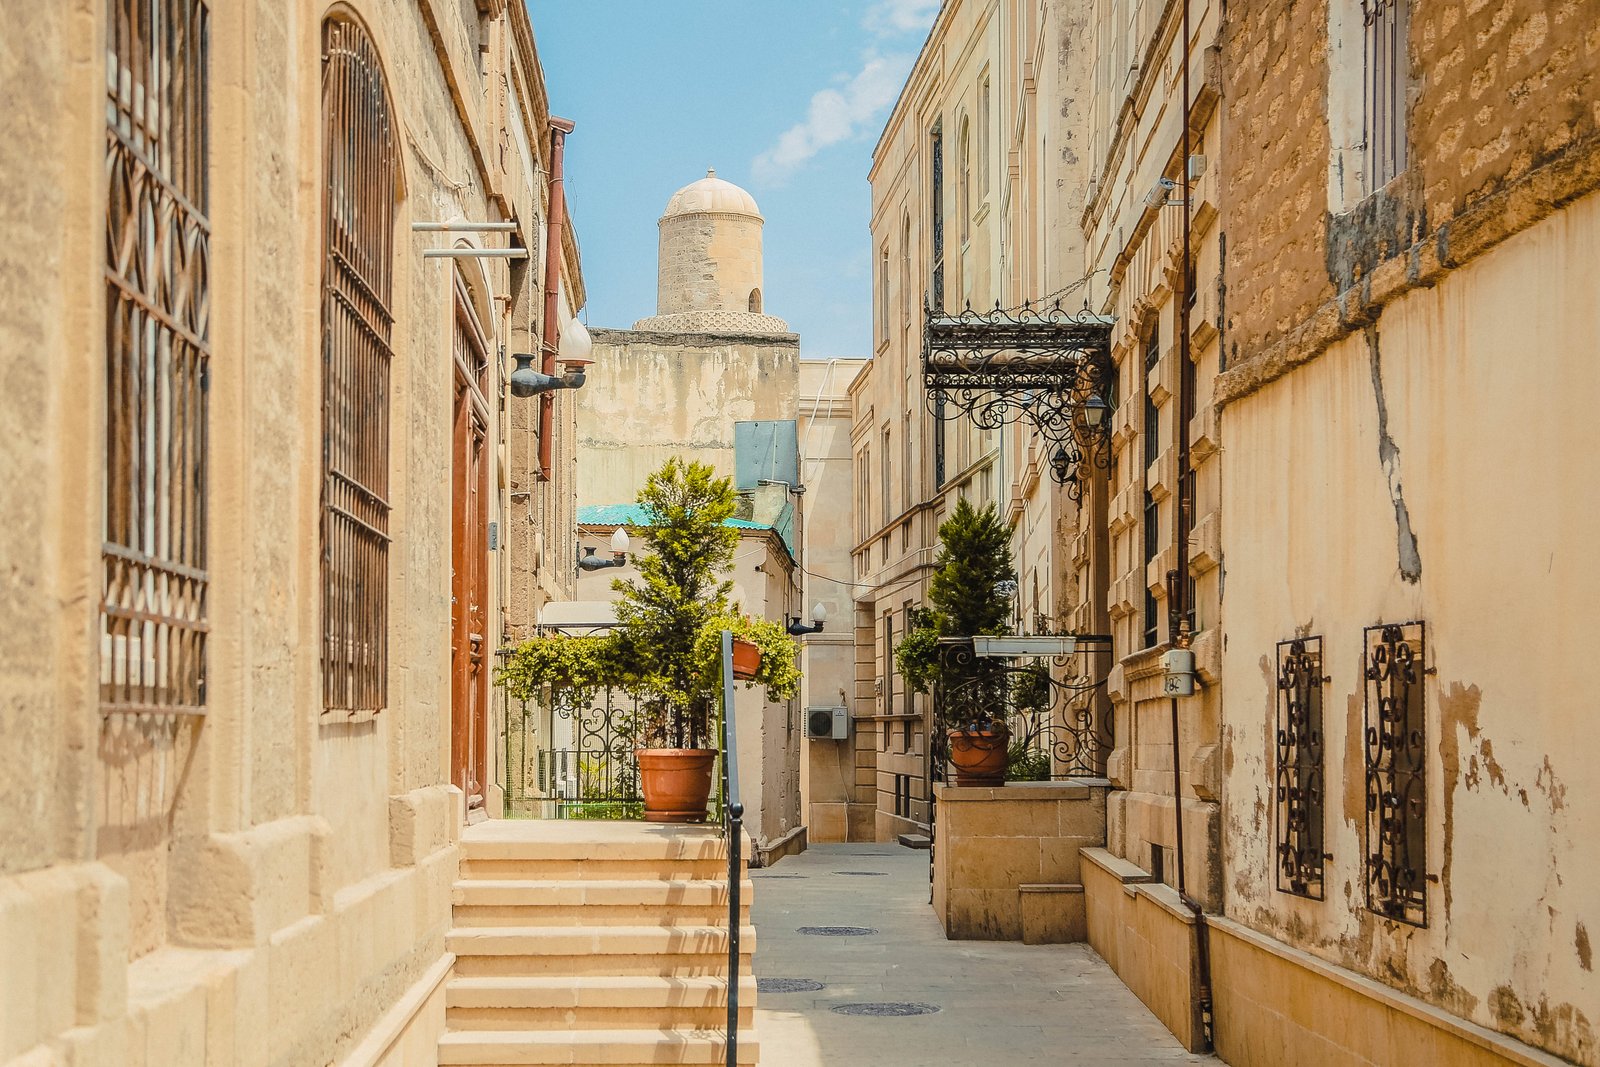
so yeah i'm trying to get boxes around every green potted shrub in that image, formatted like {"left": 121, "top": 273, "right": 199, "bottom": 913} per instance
{"left": 895, "top": 498, "right": 1017, "bottom": 786}
{"left": 608, "top": 457, "right": 741, "bottom": 822}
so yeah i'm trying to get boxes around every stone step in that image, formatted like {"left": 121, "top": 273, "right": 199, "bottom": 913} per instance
{"left": 452, "top": 879, "right": 752, "bottom": 927}
{"left": 460, "top": 834, "right": 734, "bottom": 863}
{"left": 446, "top": 974, "right": 757, "bottom": 1030}
{"left": 437, "top": 1027, "right": 760, "bottom": 1065}
{"left": 448, "top": 925, "right": 755, "bottom": 979}
{"left": 459, "top": 857, "right": 735, "bottom": 882}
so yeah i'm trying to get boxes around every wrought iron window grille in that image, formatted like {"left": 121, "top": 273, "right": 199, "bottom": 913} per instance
{"left": 1275, "top": 636, "right": 1328, "bottom": 899}
{"left": 1364, "top": 620, "right": 1429, "bottom": 926}
{"left": 103, "top": 0, "right": 212, "bottom": 718}
{"left": 921, "top": 300, "right": 1115, "bottom": 499}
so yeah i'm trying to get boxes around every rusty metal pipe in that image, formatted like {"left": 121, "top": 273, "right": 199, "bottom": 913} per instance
{"left": 538, "top": 117, "right": 575, "bottom": 481}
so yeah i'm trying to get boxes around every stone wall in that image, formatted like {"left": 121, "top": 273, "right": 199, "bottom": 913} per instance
{"left": 0, "top": 1, "right": 577, "bottom": 1064}
{"left": 1217, "top": 0, "right": 1600, "bottom": 1060}
{"left": 577, "top": 328, "right": 800, "bottom": 509}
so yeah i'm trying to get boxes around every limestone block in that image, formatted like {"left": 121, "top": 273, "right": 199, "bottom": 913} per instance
{"left": 388, "top": 785, "right": 456, "bottom": 868}
{"left": 168, "top": 815, "right": 328, "bottom": 948}
{"left": 267, "top": 916, "right": 337, "bottom": 1065}
{"left": 1191, "top": 743, "right": 1222, "bottom": 803}
{"left": 945, "top": 887, "right": 1021, "bottom": 940}
{"left": 76, "top": 864, "right": 131, "bottom": 1026}
{"left": 1106, "top": 665, "right": 1128, "bottom": 703}
{"left": 807, "top": 803, "right": 846, "bottom": 843}
{"left": 1192, "top": 627, "right": 1221, "bottom": 684}
{"left": 133, "top": 965, "right": 207, "bottom": 1067}
{"left": 1188, "top": 511, "right": 1221, "bottom": 575}
{"left": 1019, "top": 884, "right": 1087, "bottom": 944}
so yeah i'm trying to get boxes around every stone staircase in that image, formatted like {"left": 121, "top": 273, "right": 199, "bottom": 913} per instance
{"left": 438, "top": 821, "right": 758, "bottom": 1066}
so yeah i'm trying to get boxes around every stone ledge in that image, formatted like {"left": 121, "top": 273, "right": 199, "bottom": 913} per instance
{"left": 935, "top": 779, "right": 1104, "bottom": 803}
{"left": 1080, "top": 846, "right": 1158, "bottom": 886}
{"left": 1208, "top": 915, "right": 1574, "bottom": 1067}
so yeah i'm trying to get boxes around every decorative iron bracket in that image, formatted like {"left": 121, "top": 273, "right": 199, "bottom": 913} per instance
{"left": 922, "top": 300, "right": 1116, "bottom": 498}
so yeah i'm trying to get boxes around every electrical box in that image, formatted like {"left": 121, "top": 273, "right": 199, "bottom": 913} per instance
{"left": 1161, "top": 647, "right": 1196, "bottom": 697}
{"left": 806, "top": 706, "right": 849, "bottom": 740}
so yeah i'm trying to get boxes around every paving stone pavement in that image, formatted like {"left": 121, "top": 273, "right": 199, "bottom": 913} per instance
{"left": 750, "top": 843, "right": 1221, "bottom": 1066}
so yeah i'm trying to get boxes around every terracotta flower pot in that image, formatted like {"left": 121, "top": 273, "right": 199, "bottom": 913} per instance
{"left": 948, "top": 726, "right": 1009, "bottom": 787}
{"left": 730, "top": 638, "right": 762, "bottom": 680}
{"left": 637, "top": 748, "right": 717, "bottom": 823}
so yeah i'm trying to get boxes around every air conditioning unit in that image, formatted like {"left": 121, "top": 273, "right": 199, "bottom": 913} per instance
{"left": 805, "top": 706, "right": 848, "bottom": 740}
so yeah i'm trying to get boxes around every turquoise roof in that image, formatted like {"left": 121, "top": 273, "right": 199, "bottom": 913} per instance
{"left": 577, "top": 504, "right": 770, "bottom": 532}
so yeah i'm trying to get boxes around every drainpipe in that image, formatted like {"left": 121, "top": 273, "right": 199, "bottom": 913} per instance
{"left": 537, "top": 116, "right": 575, "bottom": 482}
{"left": 1169, "top": 0, "right": 1216, "bottom": 1051}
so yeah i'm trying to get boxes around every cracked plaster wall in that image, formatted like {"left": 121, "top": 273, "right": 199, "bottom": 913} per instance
{"left": 1218, "top": 190, "right": 1600, "bottom": 1065}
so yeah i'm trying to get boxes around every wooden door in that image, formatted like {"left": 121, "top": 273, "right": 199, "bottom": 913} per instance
{"left": 451, "top": 293, "right": 491, "bottom": 811}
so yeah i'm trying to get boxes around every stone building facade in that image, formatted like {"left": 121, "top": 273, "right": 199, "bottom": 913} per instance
{"left": 852, "top": 0, "right": 1092, "bottom": 844}
{"left": 864, "top": 0, "right": 1598, "bottom": 1062}
{"left": 576, "top": 171, "right": 800, "bottom": 510}
{"left": 1207, "top": 0, "right": 1600, "bottom": 1063}
{"left": 0, "top": 1, "right": 583, "bottom": 1064}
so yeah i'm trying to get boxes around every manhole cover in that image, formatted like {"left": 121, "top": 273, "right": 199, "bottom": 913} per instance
{"left": 836, "top": 871, "right": 889, "bottom": 876}
{"left": 757, "top": 978, "right": 825, "bottom": 993}
{"left": 831, "top": 1002, "right": 941, "bottom": 1017}
{"left": 797, "top": 926, "right": 877, "bottom": 936}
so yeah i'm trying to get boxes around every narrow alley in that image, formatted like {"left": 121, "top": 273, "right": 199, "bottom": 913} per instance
{"left": 752, "top": 844, "right": 1216, "bottom": 1065}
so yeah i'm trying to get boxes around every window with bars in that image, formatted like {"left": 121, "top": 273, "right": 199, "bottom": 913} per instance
{"left": 1276, "top": 637, "right": 1326, "bottom": 899}
{"left": 1363, "top": 0, "right": 1409, "bottom": 191}
{"left": 102, "top": 0, "right": 211, "bottom": 717}
{"left": 1364, "top": 620, "right": 1428, "bottom": 925}
{"left": 1141, "top": 327, "right": 1161, "bottom": 648}
{"left": 320, "top": 16, "right": 396, "bottom": 713}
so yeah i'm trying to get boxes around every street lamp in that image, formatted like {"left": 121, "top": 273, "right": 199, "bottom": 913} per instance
{"left": 578, "top": 527, "right": 630, "bottom": 571}
{"left": 509, "top": 319, "right": 596, "bottom": 397}
{"left": 786, "top": 602, "right": 827, "bottom": 636}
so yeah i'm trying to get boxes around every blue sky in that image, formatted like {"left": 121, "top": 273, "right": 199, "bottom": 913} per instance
{"left": 529, "top": 1, "right": 939, "bottom": 358}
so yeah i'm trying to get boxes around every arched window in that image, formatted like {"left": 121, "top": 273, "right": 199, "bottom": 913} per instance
{"left": 900, "top": 213, "right": 912, "bottom": 323}
{"left": 959, "top": 117, "right": 971, "bottom": 244}
{"left": 979, "top": 76, "right": 991, "bottom": 198}
{"left": 321, "top": 15, "right": 397, "bottom": 713}
{"left": 748, "top": 288, "right": 762, "bottom": 314}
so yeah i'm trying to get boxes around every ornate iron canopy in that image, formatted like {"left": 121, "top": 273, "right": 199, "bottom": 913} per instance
{"left": 923, "top": 300, "right": 1116, "bottom": 497}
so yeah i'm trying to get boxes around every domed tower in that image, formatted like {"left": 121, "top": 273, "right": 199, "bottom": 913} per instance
{"left": 633, "top": 168, "right": 789, "bottom": 333}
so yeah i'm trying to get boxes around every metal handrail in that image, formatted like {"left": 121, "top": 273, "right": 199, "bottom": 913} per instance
{"left": 718, "top": 630, "right": 744, "bottom": 1067}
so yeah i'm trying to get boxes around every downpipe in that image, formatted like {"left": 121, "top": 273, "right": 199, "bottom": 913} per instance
{"left": 1170, "top": 0, "right": 1216, "bottom": 1051}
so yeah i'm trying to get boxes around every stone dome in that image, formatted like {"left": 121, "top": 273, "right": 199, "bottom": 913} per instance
{"left": 662, "top": 168, "right": 763, "bottom": 219}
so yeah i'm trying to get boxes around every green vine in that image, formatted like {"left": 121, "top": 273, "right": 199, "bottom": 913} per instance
{"left": 496, "top": 633, "right": 618, "bottom": 706}
{"left": 692, "top": 613, "right": 800, "bottom": 703}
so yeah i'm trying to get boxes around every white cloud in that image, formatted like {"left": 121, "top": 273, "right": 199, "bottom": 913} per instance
{"left": 862, "top": 0, "right": 940, "bottom": 36}
{"left": 750, "top": 2, "right": 939, "bottom": 185}
{"left": 752, "top": 50, "right": 913, "bottom": 184}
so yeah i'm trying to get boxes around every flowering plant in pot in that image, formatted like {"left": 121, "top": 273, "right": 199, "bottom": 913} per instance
{"left": 895, "top": 499, "right": 1017, "bottom": 786}
{"left": 607, "top": 458, "right": 742, "bottom": 822}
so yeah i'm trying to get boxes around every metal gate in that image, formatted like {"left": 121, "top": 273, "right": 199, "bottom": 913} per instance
{"left": 505, "top": 685, "right": 642, "bottom": 819}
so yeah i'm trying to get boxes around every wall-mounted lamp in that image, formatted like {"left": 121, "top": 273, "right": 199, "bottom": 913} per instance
{"left": 509, "top": 318, "right": 596, "bottom": 398}
{"left": 578, "top": 527, "right": 630, "bottom": 571}
{"left": 1081, "top": 393, "right": 1109, "bottom": 430}
{"left": 787, "top": 602, "right": 827, "bottom": 636}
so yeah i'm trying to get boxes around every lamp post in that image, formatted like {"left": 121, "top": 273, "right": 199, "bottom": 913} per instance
{"left": 578, "top": 527, "right": 630, "bottom": 571}
{"left": 786, "top": 602, "right": 827, "bottom": 636}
